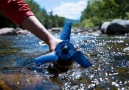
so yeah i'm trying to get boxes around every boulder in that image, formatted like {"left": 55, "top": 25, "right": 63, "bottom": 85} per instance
{"left": 101, "top": 22, "right": 111, "bottom": 34}
{"left": 0, "top": 28, "right": 30, "bottom": 35}
{"left": 0, "top": 28, "right": 17, "bottom": 35}
{"left": 101, "top": 19, "right": 129, "bottom": 35}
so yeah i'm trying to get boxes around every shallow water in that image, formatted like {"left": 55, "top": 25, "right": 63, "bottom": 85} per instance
{"left": 0, "top": 33, "right": 129, "bottom": 90}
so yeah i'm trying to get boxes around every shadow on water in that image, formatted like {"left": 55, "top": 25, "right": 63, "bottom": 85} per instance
{"left": 0, "top": 33, "right": 129, "bottom": 90}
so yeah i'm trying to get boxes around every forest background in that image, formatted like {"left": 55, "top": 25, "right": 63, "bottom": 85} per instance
{"left": 0, "top": 0, "right": 129, "bottom": 29}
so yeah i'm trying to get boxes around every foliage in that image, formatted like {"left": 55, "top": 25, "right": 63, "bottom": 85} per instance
{"left": 24, "top": 0, "right": 65, "bottom": 29}
{"left": 80, "top": 0, "right": 129, "bottom": 28}
{"left": 0, "top": 0, "right": 65, "bottom": 29}
{"left": 0, "top": 12, "right": 17, "bottom": 28}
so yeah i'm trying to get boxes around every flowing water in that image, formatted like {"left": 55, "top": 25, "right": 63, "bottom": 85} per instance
{"left": 0, "top": 32, "right": 129, "bottom": 90}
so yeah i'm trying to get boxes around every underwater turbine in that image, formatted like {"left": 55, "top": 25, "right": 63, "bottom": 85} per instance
{"left": 35, "top": 23, "right": 92, "bottom": 68}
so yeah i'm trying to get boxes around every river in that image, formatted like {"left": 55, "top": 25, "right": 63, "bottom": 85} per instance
{"left": 0, "top": 32, "right": 129, "bottom": 90}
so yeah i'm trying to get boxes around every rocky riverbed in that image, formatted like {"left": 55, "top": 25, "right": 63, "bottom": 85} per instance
{"left": 0, "top": 31, "right": 129, "bottom": 89}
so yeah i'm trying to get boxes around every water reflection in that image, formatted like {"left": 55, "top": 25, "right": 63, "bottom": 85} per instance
{"left": 0, "top": 34, "right": 129, "bottom": 89}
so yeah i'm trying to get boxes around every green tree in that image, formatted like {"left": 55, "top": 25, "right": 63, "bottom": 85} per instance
{"left": 0, "top": 12, "right": 17, "bottom": 28}
{"left": 25, "top": 0, "right": 65, "bottom": 29}
{"left": 0, "top": 0, "right": 65, "bottom": 29}
{"left": 80, "top": 0, "right": 129, "bottom": 27}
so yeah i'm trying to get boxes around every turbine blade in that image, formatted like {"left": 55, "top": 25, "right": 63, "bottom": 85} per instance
{"left": 72, "top": 51, "right": 92, "bottom": 68}
{"left": 35, "top": 51, "right": 58, "bottom": 66}
{"left": 60, "top": 22, "right": 72, "bottom": 41}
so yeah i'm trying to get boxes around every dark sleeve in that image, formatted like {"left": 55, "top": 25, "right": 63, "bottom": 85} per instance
{"left": 0, "top": 0, "right": 34, "bottom": 26}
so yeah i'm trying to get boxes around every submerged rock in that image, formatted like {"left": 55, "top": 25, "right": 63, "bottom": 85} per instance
{"left": 0, "top": 73, "right": 60, "bottom": 90}
{"left": 0, "top": 79, "right": 11, "bottom": 90}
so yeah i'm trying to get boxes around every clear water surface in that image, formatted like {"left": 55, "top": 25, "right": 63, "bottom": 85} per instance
{"left": 0, "top": 32, "right": 129, "bottom": 90}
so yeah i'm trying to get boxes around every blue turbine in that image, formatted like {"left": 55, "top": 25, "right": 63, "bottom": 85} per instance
{"left": 35, "top": 23, "right": 92, "bottom": 68}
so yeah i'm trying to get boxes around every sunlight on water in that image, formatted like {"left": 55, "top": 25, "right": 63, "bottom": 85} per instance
{"left": 0, "top": 34, "right": 129, "bottom": 89}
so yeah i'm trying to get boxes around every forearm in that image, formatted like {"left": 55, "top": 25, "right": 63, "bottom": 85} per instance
{"left": 22, "top": 16, "right": 55, "bottom": 45}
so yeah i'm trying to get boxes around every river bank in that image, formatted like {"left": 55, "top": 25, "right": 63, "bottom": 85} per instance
{"left": 0, "top": 27, "right": 102, "bottom": 37}
{"left": 0, "top": 28, "right": 30, "bottom": 35}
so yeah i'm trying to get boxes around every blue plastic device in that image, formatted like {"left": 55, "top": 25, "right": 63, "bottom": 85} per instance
{"left": 35, "top": 23, "right": 92, "bottom": 68}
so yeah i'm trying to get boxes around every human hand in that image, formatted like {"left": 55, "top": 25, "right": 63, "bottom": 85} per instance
{"left": 48, "top": 38, "right": 62, "bottom": 52}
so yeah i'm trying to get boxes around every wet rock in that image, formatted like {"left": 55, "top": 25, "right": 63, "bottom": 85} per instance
{"left": 101, "top": 19, "right": 129, "bottom": 35}
{"left": 15, "top": 28, "right": 30, "bottom": 35}
{"left": 0, "top": 73, "right": 60, "bottom": 90}
{"left": 51, "top": 28, "right": 61, "bottom": 32}
{"left": 0, "top": 80, "right": 11, "bottom": 90}
{"left": 79, "top": 26, "right": 101, "bottom": 35}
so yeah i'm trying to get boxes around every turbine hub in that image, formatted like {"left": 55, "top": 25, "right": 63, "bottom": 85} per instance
{"left": 55, "top": 41, "right": 75, "bottom": 60}
{"left": 62, "top": 45, "right": 69, "bottom": 53}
